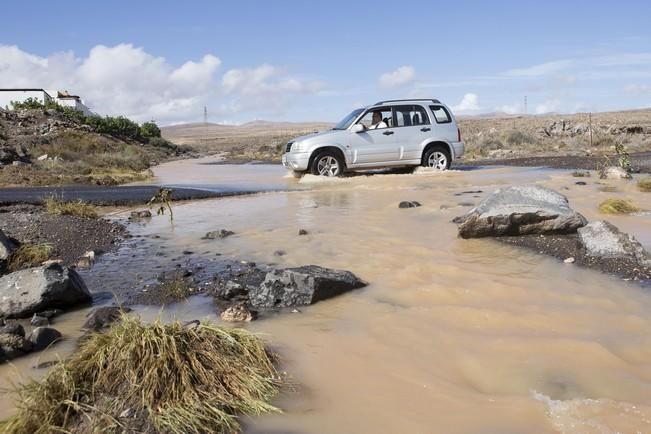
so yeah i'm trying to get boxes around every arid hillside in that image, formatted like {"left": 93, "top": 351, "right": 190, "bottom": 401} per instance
{"left": 162, "top": 109, "right": 651, "bottom": 164}
{"left": 162, "top": 121, "right": 333, "bottom": 161}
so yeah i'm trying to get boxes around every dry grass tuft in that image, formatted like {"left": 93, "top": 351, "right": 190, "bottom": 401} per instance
{"left": 638, "top": 177, "right": 651, "bottom": 192}
{"left": 4, "top": 316, "right": 281, "bottom": 434}
{"left": 7, "top": 243, "right": 53, "bottom": 271}
{"left": 44, "top": 196, "right": 98, "bottom": 218}
{"left": 598, "top": 198, "right": 641, "bottom": 214}
{"left": 159, "top": 274, "right": 192, "bottom": 301}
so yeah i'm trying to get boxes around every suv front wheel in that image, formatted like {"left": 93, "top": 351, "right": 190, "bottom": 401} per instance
{"left": 422, "top": 146, "right": 451, "bottom": 171}
{"left": 311, "top": 150, "right": 344, "bottom": 177}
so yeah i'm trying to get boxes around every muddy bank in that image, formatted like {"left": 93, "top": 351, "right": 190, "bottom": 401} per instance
{"left": 467, "top": 150, "right": 651, "bottom": 173}
{"left": 497, "top": 234, "right": 651, "bottom": 285}
{"left": 0, "top": 204, "right": 124, "bottom": 265}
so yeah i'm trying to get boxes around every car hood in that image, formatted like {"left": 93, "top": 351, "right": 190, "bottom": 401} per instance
{"left": 292, "top": 129, "right": 348, "bottom": 145}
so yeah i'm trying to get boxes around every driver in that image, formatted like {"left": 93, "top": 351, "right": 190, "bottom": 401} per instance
{"left": 368, "top": 111, "right": 388, "bottom": 129}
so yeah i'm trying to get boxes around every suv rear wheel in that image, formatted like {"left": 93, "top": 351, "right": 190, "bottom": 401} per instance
{"left": 311, "top": 150, "right": 344, "bottom": 177}
{"left": 422, "top": 146, "right": 451, "bottom": 171}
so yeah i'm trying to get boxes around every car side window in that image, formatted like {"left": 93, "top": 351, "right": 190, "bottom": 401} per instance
{"left": 357, "top": 108, "right": 392, "bottom": 129}
{"left": 393, "top": 105, "right": 430, "bottom": 127}
{"left": 429, "top": 105, "right": 452, "bottom": 124}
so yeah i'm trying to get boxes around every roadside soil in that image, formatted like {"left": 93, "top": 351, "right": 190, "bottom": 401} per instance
{"left": 465, "top": 151, "right": 651, "bottom": 173}
{"left": 0, "top": 204, "right": 125, "bottom": 265}
{"left": 497, "top": 233, "right": 651, "bottom": 285}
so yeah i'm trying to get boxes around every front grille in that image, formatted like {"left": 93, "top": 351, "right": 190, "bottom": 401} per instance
{"left": 285, "top": 142, "right": 293, "bottom": 153}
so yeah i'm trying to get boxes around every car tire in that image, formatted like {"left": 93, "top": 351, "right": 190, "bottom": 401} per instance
{"left": 310, "top": 150, "right": 345, "bottom": 177}
{"left": 422, "top": 146, "right": 451, "bottom": 170}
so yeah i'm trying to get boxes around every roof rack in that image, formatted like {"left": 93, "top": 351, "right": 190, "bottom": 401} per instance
{"left": 374, "top": 98, "right": 441, "bottom": 105}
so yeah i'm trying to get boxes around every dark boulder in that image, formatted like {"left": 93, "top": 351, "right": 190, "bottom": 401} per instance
{"left": 0, "top": 333, "right": 32, "bottom": 361}
{"left": 248, "top": 265, "right": 366, "bottom": 308}
{"left": 0, "top": 263, "right": 92, "bottom": 318}
{"left": 28, "top": 327, "right": 62, "bottom": 351}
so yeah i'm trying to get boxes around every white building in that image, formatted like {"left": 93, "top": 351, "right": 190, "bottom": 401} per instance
{"left": 54, "top": 90, "right": 93, "bottom": 116}
{"left": 0, "top": 88, "right": 53, "bottom": 109}
{"left": 0, "top": 88, "right": 94, "bottom": 116}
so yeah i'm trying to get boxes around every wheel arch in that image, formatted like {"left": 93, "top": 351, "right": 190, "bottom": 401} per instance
{"left": 308, "top": 145, "right": 348, "bottom": 172}
{"left": 420, "top": 140, "right": 453, "bottom": 165}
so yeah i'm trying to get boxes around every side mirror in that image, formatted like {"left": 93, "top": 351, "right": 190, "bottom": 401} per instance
{"left": 351, "top": 123, "right": 365, "bottom": 133}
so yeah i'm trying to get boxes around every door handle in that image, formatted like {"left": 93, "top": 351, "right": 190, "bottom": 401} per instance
{"left": 382, "top": 131, "right": 394, "bottom": 135}
{"left": 420, "top": 127, "right": 431, "bottom": 132}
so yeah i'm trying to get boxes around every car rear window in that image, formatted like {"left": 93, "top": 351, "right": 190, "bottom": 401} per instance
{"left": 429, "top": 105, "right": 452, "bottom": 124}
{"left": 393, "top": 105, "right": 430, "bottom": 127}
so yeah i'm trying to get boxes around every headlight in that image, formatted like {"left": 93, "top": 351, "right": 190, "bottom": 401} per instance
{"left": 292, "top": 141, "right": 304, "bottom": 152}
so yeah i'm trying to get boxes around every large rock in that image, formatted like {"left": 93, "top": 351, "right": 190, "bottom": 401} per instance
{"left": 0, "top": 333, "right": 32, "bottom": 361}
{"left": 578, "top": 221, "right": 651, "bottom": 265}
{"left": 249, "top": 265, "right": 366, "bottom": 308}
{"left": 453, "top": 185, "right": 587, "bottom": 238}
{"left": 0, "top": 263, "right": 92, "bottom": 318}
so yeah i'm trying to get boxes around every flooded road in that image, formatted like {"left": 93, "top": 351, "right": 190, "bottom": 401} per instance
{"left": 2, "top": 159, "right": 651, "bottom": 433}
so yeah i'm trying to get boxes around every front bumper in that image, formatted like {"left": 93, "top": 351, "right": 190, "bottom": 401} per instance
{"left": 282, "top": 151, "right": 310, "bottom": 171}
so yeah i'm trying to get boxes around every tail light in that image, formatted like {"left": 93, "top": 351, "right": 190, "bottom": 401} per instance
{"left": 457, "top": 127, "right": 462, "bottom": 142}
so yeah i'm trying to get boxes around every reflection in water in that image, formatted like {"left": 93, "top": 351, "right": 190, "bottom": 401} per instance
{"left": 2, "top": 161, "right": 651, "bottom": 433}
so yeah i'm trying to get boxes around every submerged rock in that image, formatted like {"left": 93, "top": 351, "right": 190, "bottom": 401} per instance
{"left": 28, "top": 327, "right": 62, "bottom": 351}
{"left": 399, "top": 201, "right": 421, "bottom": 209}
{"left": 220, "top": 302, "right": 256, "bottom": 322}
{"left": 129, "top": 210, "right": 152, "bottom": 220}
{"left": 600, "top": 166, "right": 632, "bottom": 180}
{"left": 0, "top": 323, "right": 25, "bottom": 337}
{"left": 0, "top": 263, "right": 92, "bottom": 318}
{"left": 202, "top": 229, "right": 235, "bottom": 240}
{"left": 249, "top": 265, "right": 366, "bottom": 308}
{"left": 578, "top": 220, "right": 651, "bottom": 265}
{"left": 30, "top": 314, "right": 49, "bottom": 327}
{"left": 82, "top": 306, "right": 132, "bottom": 331}
{"left": 0, "top": 333, "right": 32, "bottom": 361}
{"left": 453, "top": 185, "right": 587, "bottom": 238}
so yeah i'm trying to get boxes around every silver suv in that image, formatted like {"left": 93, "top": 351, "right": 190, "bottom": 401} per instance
{"left": 282, "top": 98, "right": 464, "bottom": 176}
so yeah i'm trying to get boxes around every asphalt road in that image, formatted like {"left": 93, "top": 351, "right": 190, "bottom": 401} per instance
{"left": 0, "top": 185, "right": 260, "bottom": 206}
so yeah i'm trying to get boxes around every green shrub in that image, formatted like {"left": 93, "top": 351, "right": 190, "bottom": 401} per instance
{"left": 505, "top": 130, "right": 537, "bottom": 146}
{"left": 140, "top": 121, "right": 162, "bottom": 139}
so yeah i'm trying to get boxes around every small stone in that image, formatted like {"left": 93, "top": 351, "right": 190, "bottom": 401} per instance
{"left": 399, "top": 201, "right": 421, "bottom": 209}
{"left": 298, "top": 229, "right": 308, "bottom": 236}
{"left": 563, "top": 257, "right": 575, "bottom": 264}
{"left": 119, "top": 408, "right": 136, "bottom": 419}
{"left": 33, "top": 360, "right": 58, "bottom": 369}
{"left": 575, "top": 181, "right": 587, "bottom": 186}
{"left": 38, "top": 309, "right": 63, "bottom": 319}
{"left": 274, "top": 250, "right": 286, "bottom": 257}
{"left": 129, "top": 210, "right": 152, "bottom": 220}
{"left": 30, "top": 314, "right": 49, "bottom": 327}
{"left": 220, "top": 302, "right": 256, "bottom": 322}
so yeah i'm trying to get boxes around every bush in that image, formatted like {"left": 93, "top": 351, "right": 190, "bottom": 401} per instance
{"left": 4, "top": 317, "right": 281, "bottom": 434}
{"left": 140, "top": 121, "right": 161, "bottom": 139}
{"left": 505, "top": 130, "right": 537, "bottom": 146}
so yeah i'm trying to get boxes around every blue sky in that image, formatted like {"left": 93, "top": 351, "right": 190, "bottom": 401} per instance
{"left": 2, "top": 0, "right": 651, "bottom": 124}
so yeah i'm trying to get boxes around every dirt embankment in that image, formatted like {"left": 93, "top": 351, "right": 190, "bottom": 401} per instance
{"left": 0, "top": 107, "right": 194, "bottom": 187}
{"left": 459, "top": 109, "right": 651, "bottom": 163}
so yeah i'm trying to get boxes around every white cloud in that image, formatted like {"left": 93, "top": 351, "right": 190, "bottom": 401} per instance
{"left": 453, "top": 93, "right": 480, "bottom": 114}
{"left": 505, "top": 60, "right": 574, "bottom": 77}
{"left": 378, "top": 66, "right": 416, "bottom": 88}
{"left": 534, "top": 99, "right": 562, "bottom": 114}
{"left": 496, "top": 103, "right": 521, "bottom": 115}
{"left": 0, "top": 44, "right": 321, "bottom": 124}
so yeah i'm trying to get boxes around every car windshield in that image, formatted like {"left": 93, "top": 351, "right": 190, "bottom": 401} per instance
{"left": 333, "top": 108, "right": 364, "bottom": 130}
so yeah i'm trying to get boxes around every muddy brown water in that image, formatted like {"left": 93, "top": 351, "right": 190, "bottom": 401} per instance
{"left": 2, "top": 157, "right": 651, "bottom": 433}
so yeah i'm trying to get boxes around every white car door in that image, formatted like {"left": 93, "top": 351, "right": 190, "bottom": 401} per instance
{"left": 392, "top": 105, "right": 432, "bottom": 162}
